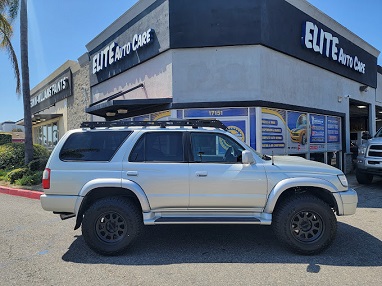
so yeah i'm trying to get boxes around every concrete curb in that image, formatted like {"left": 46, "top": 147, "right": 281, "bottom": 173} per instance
{"left": 0, "top": 186, "right": 42, "bottom": 200}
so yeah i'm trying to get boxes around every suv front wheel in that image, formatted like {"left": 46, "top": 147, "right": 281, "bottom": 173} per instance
{"left": 355, "top": 169, "right": 373, "bottom": 185}
{"left": 82, "top": 197, "right": 143, "bottom": 256}
{"left": 273, "top": 195, "right": 337, "bottom": 255}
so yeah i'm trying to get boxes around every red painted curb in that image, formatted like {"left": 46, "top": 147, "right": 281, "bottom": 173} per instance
{"left": 0, "top": 186, "right": 42, "bottom": 200}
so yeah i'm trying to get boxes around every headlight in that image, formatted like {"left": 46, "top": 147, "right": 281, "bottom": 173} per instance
{"left": 337, "top": 174, "right": 348, "bottom": 188}
{"left": 358, "top": 145, "right": 367, "bottom": 156}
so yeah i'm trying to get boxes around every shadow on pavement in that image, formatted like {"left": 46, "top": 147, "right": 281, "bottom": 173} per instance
{"left": 353, "top": 179, "right": 382, "bottom": 208}
{"left": 62, "top": 222, "right": 382, "bottom": 267}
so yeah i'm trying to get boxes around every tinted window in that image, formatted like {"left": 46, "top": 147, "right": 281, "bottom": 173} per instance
{"left": 60, "top": 131, "right": 131, "bottom": 161}
{"left": 129, "top": 132, "right": 184, "bottom": 162}
{"left": 190, "top": 132, "right": 244, "bottom": 163}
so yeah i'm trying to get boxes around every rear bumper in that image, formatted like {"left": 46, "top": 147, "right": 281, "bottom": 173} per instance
{"left": 40, "top": 194, "right": 79, "bottom": 213}
{"left": 335, "top": 188, "right": 358, "bottom": 216}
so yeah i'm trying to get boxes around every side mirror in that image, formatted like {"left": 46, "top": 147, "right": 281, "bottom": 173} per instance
{"left": 361, "top": 133, "right": 372, "bottom": 140}
{"left": 242, "top": 150, "right": 255, "bottom": 164}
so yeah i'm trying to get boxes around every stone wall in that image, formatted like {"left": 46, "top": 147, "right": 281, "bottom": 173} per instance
{"left": 67, "top": 62, "right": 91, "bottom": 130}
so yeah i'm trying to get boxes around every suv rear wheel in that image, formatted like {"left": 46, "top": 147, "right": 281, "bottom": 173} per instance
{"left": 82, "top": 197, "right": 143, "bottom": 256}
{"left": 273, "top": 195, "right": 337, "bottom": 255}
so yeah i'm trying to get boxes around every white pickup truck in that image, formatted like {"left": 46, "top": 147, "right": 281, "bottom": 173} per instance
{"left": 356, "top": 128, "right": 382, "bottom": 184}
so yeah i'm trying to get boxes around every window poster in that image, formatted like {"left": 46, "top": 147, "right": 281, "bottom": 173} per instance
{"left": 327, "top": 116, "right": 341, "bottom": 151}
{"left": 309, "top": 114, "right": 326, "bottom": 152}
{"left": 151, "top": 111, "right": 171, "bottom": 121}
{"left": 262, "top": 108, "right": 287, "bottom": 154}
{"left": 132, "top": 115, "right": 150, "bottom": 121}
{"left": 183, "top": 108, "right": 248, "bottom": 144}
{"left": 287, "top": 111, "right": 308, "bottom": 153}
{"left": 221, "top": 120, "right": 246, "bottom": 142}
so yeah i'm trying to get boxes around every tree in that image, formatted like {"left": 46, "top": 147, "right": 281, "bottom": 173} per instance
{"left": 0, "top": 0, "right": 20, "bottom": 93}
{"left": 0, "top": 0, "right": 33, "bottom": 165}
{"left": 20, "top": 0, "right": 33, "bottom": 164}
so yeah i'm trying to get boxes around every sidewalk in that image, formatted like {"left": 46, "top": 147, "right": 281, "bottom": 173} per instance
{"left": 0, "top": 185, "right": 42, "bottom": 200}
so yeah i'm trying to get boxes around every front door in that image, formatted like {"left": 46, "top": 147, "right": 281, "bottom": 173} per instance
{"left": 188, "top": 132, "right": 268, "bottom": 210}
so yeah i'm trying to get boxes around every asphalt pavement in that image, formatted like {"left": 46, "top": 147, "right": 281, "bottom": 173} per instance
{"left": 1, "top": 173, "right": 382, "bottom": 285}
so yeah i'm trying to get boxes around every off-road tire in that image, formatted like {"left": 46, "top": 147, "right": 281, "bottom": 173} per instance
{"left": 273, "top": 195, "right": 337, "bottom": 255}
{"left": 355, "top": 169, "right": 373, "bottom": 185}
{"left": 82, "top": 197, "right": 143, "bottom": 256}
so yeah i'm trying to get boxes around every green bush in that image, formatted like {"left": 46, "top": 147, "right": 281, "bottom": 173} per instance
{"left": 0, "top": 134, "right": 12, "bottom": 145}
{"left": 0, "top": 169, "right": 8, "bottom": 181}
{"left": 0, "top": 143, "right": 50, "bottom": 169}
{"left": 15, "top": 171, "right": 43, "bottom": 186}
{"left": 28, "top": 158, "right": 48, "bottom": 171}
{"left": 6, "top": 168, "right": 29, "bottom": 183}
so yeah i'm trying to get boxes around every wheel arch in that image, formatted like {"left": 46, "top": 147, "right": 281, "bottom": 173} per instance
{"left": 265, "top": 177, "right": 339, "bottom": 214}
{"left": 73, "top": 179, "right": 150, "bottom": 230}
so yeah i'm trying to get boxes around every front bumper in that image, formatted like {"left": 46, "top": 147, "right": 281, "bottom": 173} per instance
{"left": 334, "top": 188, "right": 358, "bottom": 216}
{"left": 356, "top": 157, "right": 382, "bottom": 175}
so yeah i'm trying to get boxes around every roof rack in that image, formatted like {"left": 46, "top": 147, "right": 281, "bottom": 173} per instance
{"left": 80, "top": 119, "right": 227, "bottom": 130}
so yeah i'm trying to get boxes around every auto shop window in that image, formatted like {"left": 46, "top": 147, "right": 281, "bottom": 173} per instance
{"left": 129, "top": 132, "right": 184, "bottom": 162}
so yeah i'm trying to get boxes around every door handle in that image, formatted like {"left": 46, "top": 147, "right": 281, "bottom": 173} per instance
{"left": 126, "top": 171, "right": 138, "bottom": 176}
{"left": 196, "top": 171, "right": 208, "bottom": 177}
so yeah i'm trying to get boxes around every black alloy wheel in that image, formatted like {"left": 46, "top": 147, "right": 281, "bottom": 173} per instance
{"left": 289, "top": 210, "right": 324, "bottom": 243}
{"left": 95, "top": 211, "right": 127, "bottom": 243}
{"left": 82, "top": 197, "right": 143, "bottom": 256}
{"left": 273, "top": 194, "right": 337, "bottom": 255}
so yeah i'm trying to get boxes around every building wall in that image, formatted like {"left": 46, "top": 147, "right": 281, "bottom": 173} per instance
{"left": 91, "top": 50, "right": 173, "bottom": 102}
{"left": 172, "top": 46, "right": 261, "bottom": 103}
{"left": 377, "top": 73, "right": 382, "bottom": 104}
{"left": 172, "top": 45, "right": 368, "bottom": 114}
{"left": 68, "top": 61, "right": 91, "bottom": 130}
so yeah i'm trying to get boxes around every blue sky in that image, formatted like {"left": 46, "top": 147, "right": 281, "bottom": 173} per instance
{"left": 0, "top": 0, "right": 381, "bottom": 123}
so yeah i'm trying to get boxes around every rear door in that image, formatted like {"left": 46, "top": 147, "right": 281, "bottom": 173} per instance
{"left": 123, "top": 131, "right": 189, "bottom": 210}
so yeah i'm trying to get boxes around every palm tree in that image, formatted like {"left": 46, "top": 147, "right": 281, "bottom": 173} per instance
{"left": 0, "top": 0, "right": 33, "bottom": 164}
{"left": 20, "top": 0, "right": 33, "bottom": 164}
{"left": 0, "top": 0, "right": 20, "bottom": 93}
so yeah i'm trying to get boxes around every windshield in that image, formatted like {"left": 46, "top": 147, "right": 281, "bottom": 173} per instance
{"left": 375, "top": 128, "right": 382, "bottom": 138}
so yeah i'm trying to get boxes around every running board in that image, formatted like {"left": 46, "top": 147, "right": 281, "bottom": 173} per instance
{"left": 154, "top": 217, "right": 261, "bottom": 224}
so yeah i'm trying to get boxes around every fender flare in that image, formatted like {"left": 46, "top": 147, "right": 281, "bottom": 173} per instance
{"left": 264, "top": 177, "right": 339, "bottom": 213}
{"left": 74, "top": 178, "right": 151, "bottom": 215}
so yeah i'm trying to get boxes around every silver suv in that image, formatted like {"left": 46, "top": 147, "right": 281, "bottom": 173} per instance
{"left": 40, "top": 120, "right": 357, "bottom": 255}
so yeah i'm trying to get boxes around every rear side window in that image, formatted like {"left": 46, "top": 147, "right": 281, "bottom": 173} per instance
{"left": 129, "top": 132, "right": 184, "bottom": 162}
{"left": 60, "top": 131, "right": 132, "bottom": 161}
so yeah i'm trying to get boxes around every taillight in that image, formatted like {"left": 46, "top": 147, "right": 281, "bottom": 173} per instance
{"left": 42, "top": 168, "right": 51, "bottom": 189}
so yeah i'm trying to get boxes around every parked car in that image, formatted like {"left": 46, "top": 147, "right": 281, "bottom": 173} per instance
{"left": 40, "top": 120, "right": 357, "bottom": 255}
{"left": 356, "top": 128, "right": 382, "bottom": 184}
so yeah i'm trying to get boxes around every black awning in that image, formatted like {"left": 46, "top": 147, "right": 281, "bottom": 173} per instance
{"left": 18, "top": 114, "right": 63, "bottom": 126}
{"left": 85, "top": 98, "right": 173, "bottom": 120}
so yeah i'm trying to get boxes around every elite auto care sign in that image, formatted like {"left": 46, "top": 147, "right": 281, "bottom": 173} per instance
{"left": 302, "top": 21, "right": 366, "bottom": 74}
{"left": 92, "top": 29, "right": 153, "bottom": 75}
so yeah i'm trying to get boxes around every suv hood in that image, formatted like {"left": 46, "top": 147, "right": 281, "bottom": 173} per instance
{"left": 368, "top": 137, "right": 382, "bottom": 144}
{"left": 264, "top": 155, "right": 342, "bottom": 176}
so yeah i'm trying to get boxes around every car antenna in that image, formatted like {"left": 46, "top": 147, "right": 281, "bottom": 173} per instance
{"left": 272, "top": 151, "right": 274, "bottom": 165}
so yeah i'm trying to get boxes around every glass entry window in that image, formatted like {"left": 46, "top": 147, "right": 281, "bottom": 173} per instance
{"left": 35, "top": 122, "right": 59, "bottom": 149}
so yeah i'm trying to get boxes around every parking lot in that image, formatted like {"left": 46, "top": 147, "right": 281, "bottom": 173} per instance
{"left": 0, "top": 176, "right": 381, "bottom": 286}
